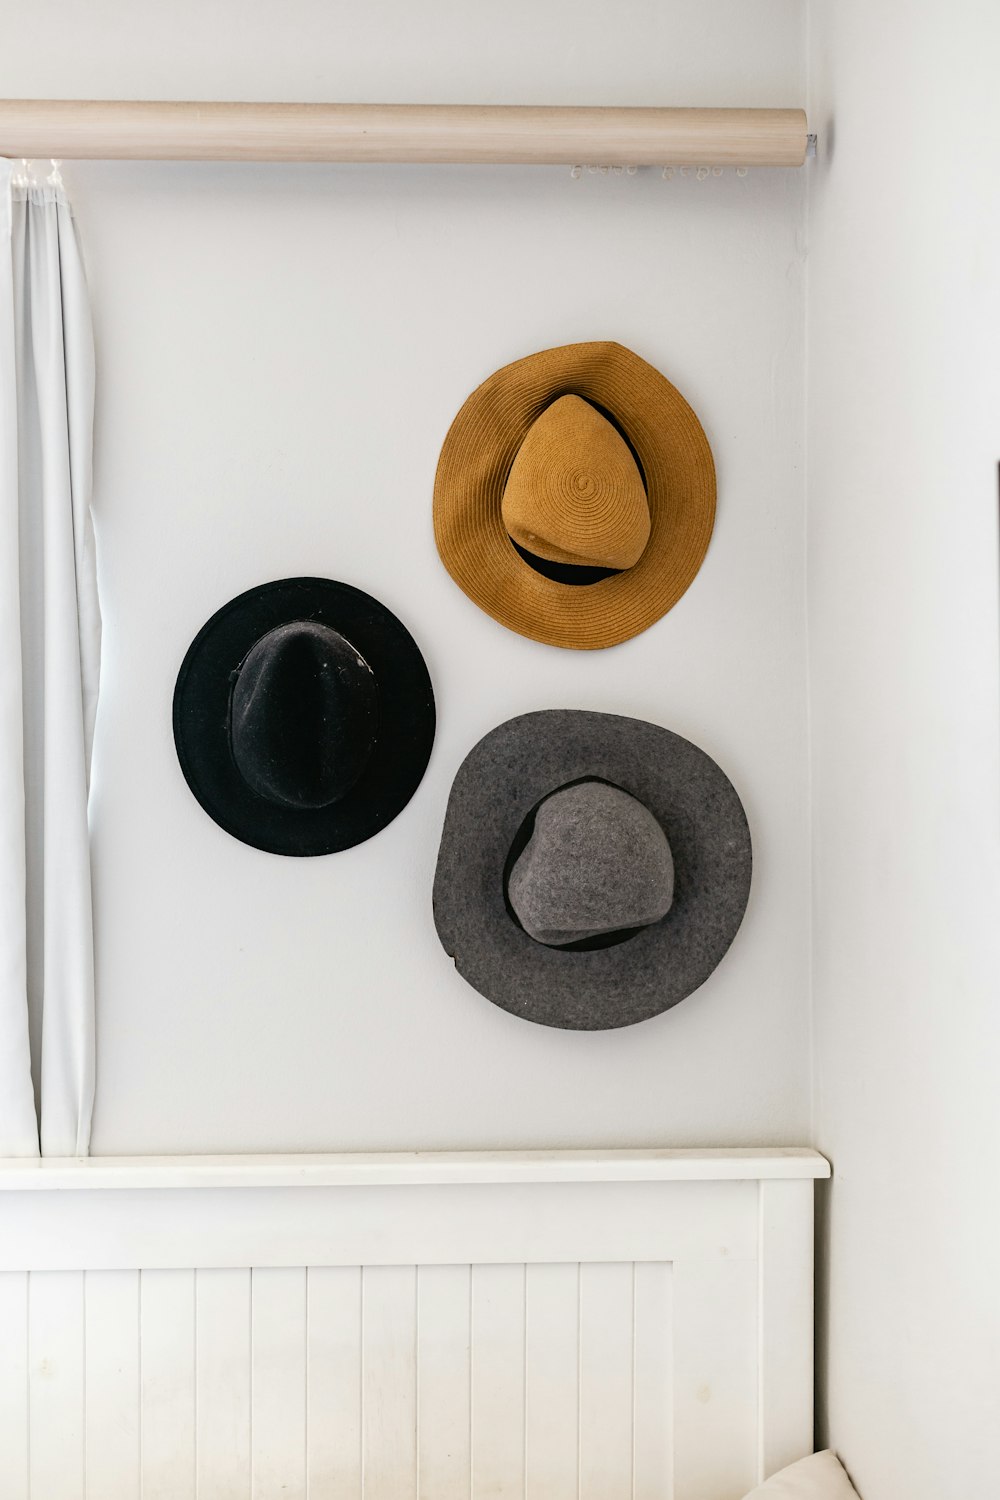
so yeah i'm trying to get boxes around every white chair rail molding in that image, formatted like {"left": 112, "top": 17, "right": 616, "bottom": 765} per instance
{"left": 0, "top": 1146, "right": 828, "bottom": 1499}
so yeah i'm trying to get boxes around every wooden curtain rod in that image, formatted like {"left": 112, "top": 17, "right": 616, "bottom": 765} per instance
{"left": 0, "top": 101, "right": 808, "bottom": 167}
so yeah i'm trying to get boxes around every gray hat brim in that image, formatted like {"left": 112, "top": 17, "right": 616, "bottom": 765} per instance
{"left": 432, "top": 710, "right": 752, "bottom": 1030}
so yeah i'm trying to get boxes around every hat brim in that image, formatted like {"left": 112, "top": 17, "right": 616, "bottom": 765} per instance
{"left": 433, "top": 711, "right": 751, "bottom": 1030}
{"left": 433, "top": 343, "right": 716, "bottom": 650}
{"left": 173, "top": 578, "right": 435, "bottom": 856}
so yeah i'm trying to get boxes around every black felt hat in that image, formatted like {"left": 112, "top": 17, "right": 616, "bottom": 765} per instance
{"left": 173, "top": 578, "right": 435, "bottom": 856}
{"left": 433, "top": 710, "right": 751, "bottom": 1030}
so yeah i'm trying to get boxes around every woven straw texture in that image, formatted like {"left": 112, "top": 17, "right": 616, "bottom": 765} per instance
{"left": 501, "top": 394, "right": 651, "bottom": 568}
{"left": 433, "top": 341, "right": 716, "bottom": 650}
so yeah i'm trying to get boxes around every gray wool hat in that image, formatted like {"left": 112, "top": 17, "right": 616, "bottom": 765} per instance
{"left": 507, "top": 781, "right": 675, "bottom": 945}
{"left": 433, "top": 710, "right": 752, "bottom": 1030}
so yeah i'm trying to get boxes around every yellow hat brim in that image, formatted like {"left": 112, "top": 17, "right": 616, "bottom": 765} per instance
{"left": 433, "top": 341, "right": 716, "bottom": 650}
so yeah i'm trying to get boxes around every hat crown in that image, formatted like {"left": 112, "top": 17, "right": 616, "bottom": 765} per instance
{"left": 501, "top": 395, "right": 650, "bottom": 571}
{"left": 230, "top": 620, "right": 378, "bottom": 810}
{"left": 507, "top": 780, "right": 674, "bottom": 946}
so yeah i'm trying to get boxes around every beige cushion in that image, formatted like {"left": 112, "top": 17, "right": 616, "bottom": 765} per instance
{"left": 742, "top": 1451, "right": 861, "bottom": 1499}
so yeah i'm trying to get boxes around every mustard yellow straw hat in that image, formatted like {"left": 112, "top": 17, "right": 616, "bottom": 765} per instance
{"left": 433, "top": 341, "right": 715, "bottom": 650}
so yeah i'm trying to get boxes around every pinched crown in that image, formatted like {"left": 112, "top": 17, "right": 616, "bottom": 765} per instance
{"left": 501, "top": 395, "right": 650, "bottom": 571}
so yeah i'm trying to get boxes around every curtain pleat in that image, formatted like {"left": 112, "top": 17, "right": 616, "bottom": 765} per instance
{"left": 0, "top": 162, "right": 100, "bottom": 1156}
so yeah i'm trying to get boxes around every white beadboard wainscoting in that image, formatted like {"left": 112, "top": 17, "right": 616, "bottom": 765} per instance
{"left": 0, "top": 1148, "right": 828, "bottom": 1500}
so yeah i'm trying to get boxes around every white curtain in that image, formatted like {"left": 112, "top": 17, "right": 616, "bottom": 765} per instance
{"left": 0, "top": 161, "right": 100, "bottom": 1157}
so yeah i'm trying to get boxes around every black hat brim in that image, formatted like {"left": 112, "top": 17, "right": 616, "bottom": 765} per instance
{"left": 173, "top": 578, "right": 435, "bottom": 856}
{"left": 433, "top": 710, "right": 751, "bottom": 1030}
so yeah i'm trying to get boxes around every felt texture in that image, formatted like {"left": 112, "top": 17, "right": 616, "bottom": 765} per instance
{"left": 507, "top": 780, "right": 674, "bottom": 945}
{"left": 173, "top": 578, "right": 435, "bottom": 856}
{"left": 433, "top": 341, "right": 716, "bottom": 650}
{"left": 433, "top": 710, "right": 752, "bottom": 1030}
{"left": 740, "top": 1451, "right": 861, "bottom": 1499}
{"left": 230, "top": 621, "right": 378, "bottom": 809}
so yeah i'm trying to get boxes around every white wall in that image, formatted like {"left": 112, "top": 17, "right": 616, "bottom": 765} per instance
{"left": 806, "top": 3, "right": 1000, "bottom": 1494}
{"left": 3, "top": 0, "right": 811, "bottom": 1154}
{"left": 7, "top": 4, "right": 1000, "bottom": 1487}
